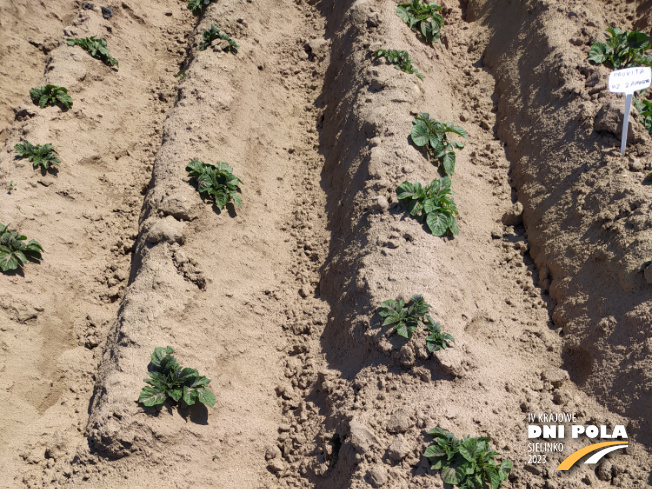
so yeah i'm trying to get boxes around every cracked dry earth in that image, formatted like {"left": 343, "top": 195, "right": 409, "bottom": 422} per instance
{"left": 0, "top": 0, "right": 651, "bottom": 488}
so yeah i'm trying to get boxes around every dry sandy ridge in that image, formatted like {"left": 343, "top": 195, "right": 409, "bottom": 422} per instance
{"left": 0, "top": 0, "right": 650, "bottom": 488}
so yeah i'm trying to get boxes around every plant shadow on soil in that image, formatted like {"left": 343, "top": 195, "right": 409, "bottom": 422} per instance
{"left": 185, "top": 179, "right": 240, "bottom": 217}
{"left": 12, "top": 152, "right": 60, "bottom": 177}
{"left": 139, "top": 402, "right": 210, "bottom": 425}
{"left": 40, "top": 166, "right": 59, "bottom": 177}
{"left": 0, "top": 267, "right": 26, "bottom": 278}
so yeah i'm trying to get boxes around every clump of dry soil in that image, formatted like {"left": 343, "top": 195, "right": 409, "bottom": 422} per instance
{"left": 0, "top": 0, "right": 650, "bottom": 488}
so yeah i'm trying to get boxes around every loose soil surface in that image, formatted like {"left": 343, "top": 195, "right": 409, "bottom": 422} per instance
{"left": 0, "top": 0, "right": 650, "bottom": 488}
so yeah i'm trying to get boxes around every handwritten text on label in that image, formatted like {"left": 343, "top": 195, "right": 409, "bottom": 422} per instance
{"left": 608, "top": 67, "right": 651, "bottom": 94}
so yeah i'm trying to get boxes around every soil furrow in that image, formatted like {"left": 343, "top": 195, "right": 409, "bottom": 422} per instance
{"left": 0, "top": 0, "right": 72, "bottom": 136}
{"left": 1, "top": 0, "right": 651, "bottom": 488}
{"left": 71, "top": 0, "right": 332, "bottom": 487}
{"left": 472, "top": 0, "right": 652, "bottom": 444}
{"left": 0, "top": 2, "right": 193, "bottom": 487}
{"left": 268, "top": 1, "right": 650, "bottom": 488}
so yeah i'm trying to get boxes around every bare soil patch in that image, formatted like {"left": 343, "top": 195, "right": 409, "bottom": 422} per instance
{"left": 0, "top": 0, "right": 650, "bottom": 488}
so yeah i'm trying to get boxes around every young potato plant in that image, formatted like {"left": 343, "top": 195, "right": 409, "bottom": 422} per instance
{"left": 411, "top": 113, "right": 467, "bottom": 176}
{"left": 200, "top": 25, "right": 239, "bottom": 52}
{"left": 14, "top": 140, "right": 60, "bottom": 171}
{"left": 425, "top": 320, "right": 455, "bottom": 352}
{"left": 379, "top": 295, "right": 454, "bottom": 352}
{"left": 396, "top": 176, "right": 459, "bottom": 236}
{"left": 29, "top": 85, "right": 73, "bottom": 109}
{"left": 0, "top": 223, "right": 44, "bottom": 273}
{"left": 379, "top": 294, "right": 431, "bottom": 339}
{"left": 67, "top": 36, "right": 119, "bottom": 68}
{"left": 588, "top": 27, "right": 652, "bottom": 69}
{"left": 634, "top": 98, "right": 652, "bottom": 134}
{"left": 373, "top": 49, "right": 423, "bottom": 80}
{"left": 186, "top": 159, "right": 243, "bottom": 210}
{"left": 396, "top": 0, "right": 444, "bottom": 44}
{"left": 139, "top": 347, "right": 216, "bottom": 408}
{"left": 188, "top": 0, "right": 214, "bottom": 16}
{"left": 424, "top": 427, "right": 512, "bottom": 489}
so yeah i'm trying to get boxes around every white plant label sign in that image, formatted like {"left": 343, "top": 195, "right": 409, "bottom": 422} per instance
{"left": 608, "top": 67, "right": 651, "bottom": 155}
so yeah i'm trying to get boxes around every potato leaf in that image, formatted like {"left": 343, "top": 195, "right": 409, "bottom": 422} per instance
{"left": 488, "top": 468, "right": 502, "bottom": 489}
{"left": 410, "top": 114, "right": 466, "bottom": 176}
{"left": 200, "top": 24, "right": 239, "bottom": 52}
{"left": 187, "top": 0, "right": 214, "bottom": 16}
{"left": 139, "top": 347, "right": 215, "bottom": 410}
{"left": 424, "top": 427, "right": 512, "bottom": 489}
{"left": 396, "top": 0, "right": 444, "bottom": 44}
{"left": 442, "top": 151, "right": 455, "bottom": 176}
{"left": 396, "top": 6, "right": 411, "bottom": 24}
{"left": 426, "top": 212, "right": 449, "bottom": 236}
{"left": 169, "top": 389, "right": 183, "bottom": 402}
{"left": 634, "top": 98, "right": 652, "bottom": 135}
{"left": 396, "top": 181, "right": 421, "bottom": 200}
{"left": 0, "top": 247, "right": 21, "bottom": 271}
{"left": 182, "top": 386, "right": 199, "bottom": 405}
{"left": 187, "top": 159, "right": 243, "bottom": 211}
{"left": 29, "top": 85, "right": 73, "bottom": 109}
{"left": 0, "top": 223, "right": 43, "bottom": 273}
{"left": 373, "top": 49, "right": 423, "bottom": 80}
{"left": 411, "top": 120, "right": 430, "bottom": 146}
{"left": 397, "top": 176, "right": 459, "bottom": 237}
{"left": 424, "top": 444, "right": 446, "bottom": 459}
{"left": 138, "top": 386, "right": 167, "bottom": 407}
{"left": 67, "top": 36, "right": 119, "bottom": 68}
{"left": 14, "top": 140, "right": 60, "bottom": 171}
{"left": 442, "top": 464, "right": 465, "bottom": 485}
{"left": 588, "top": 26, "right": 652, "bottom": 69}
{"left": 197, "top": 387, "right": 216, "bottom": 407}
{"left": 587, "top": 42, "right": 608, "bottom": 65}
{"left": 151, "top": 346, "right": 174, "bottom": 366}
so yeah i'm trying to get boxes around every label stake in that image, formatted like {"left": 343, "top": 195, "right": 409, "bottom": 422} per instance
{"left": 608, "top": 67, "right": 651, "bottom": 156}
{"left": 621, "top": 93, "right": 632, "bottom": 156}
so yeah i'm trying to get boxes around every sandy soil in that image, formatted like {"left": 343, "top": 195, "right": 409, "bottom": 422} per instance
{"left": 0, "top": 0, "right": 650, "bottom": 488}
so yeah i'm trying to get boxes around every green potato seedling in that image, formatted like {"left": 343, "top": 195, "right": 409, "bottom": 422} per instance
{"left": 397, "top": 176, "right": 459, "bottom": 237}
{"left": 187, "top": 159, "right": 243, "bottom": 210}
{"left": 588, "top": 27, "right": 652, "bottom": 70}
{"left": 373, "top": 49, "right": 423, "bottom": 80}
{"left": 379, "top": 294, "right": 454, "bottom": 352}
{"left": 67, "top": 36, "right": 119, "bottom": 68}
{"left": 0, "top": 223, "right": 44, "bottom": 273}
{"left": 424, "top": 427, "right": 512, "bottom": 489}
{"left": 634, "top": 98, "right": 652, "bottom": 135}
{"left": 188, "top": 0, "right": 214, "bottom": 16}
{"left": 14, "top": 140, "right": 60, "bottom": 171}
{"left": 411, "top": 113, "right": 467, "bottom": 176}
{"left": 200, "top": 25, "right": 239, "bottom": 52}
{"left": 396, "top": 0, "right": 444, "bottom": 44}
{"left": 139, "top": 347, "right": 216, "bottom": 408}
{"left": 29, "top": 85, "right": 73, "bottom": 109}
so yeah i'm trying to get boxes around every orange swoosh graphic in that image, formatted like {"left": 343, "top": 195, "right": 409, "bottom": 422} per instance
{"left": 556, "top": 441, "right": 628, "bottom": 471}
